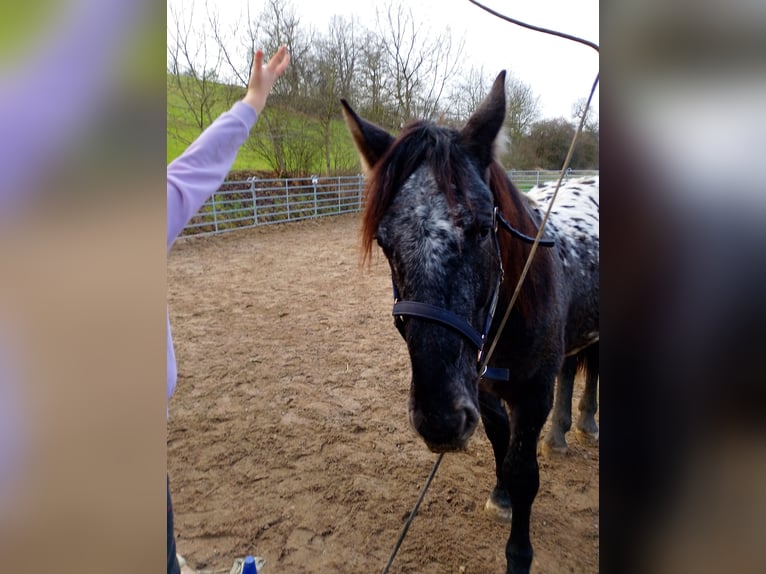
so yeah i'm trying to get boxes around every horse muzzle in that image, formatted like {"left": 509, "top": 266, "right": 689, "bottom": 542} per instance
{"left": 408, "top": 396, "right": 479, "bottom": 452}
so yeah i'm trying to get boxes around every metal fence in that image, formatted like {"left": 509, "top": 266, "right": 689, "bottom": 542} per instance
{"left": 507, "top": 169, "right": 600, "bottom": 190}
{"left": 181, "top": 175, "right": 365, "bottom": 237}
{"left": 180, "top": 170, "right": 598, "bottom": 238}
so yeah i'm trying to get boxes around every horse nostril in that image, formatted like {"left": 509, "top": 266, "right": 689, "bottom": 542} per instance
{"left": 460, "top": 403, "right": 479, "bottom": 438}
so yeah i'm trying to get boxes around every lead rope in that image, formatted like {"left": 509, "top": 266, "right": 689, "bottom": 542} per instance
{"left": 380, "top": 453, "right": 443, "bottom": 574}
{"left": 381, "top": 6, "right": 599, "bottom": 572}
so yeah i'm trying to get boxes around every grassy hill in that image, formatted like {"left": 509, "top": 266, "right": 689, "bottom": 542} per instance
{"left": 167, "top": 74, "right": 361, "bottom": 175}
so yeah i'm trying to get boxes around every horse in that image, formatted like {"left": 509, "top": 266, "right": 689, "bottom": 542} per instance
{"left": 342, "top": 71, "right": 599, "bottom": 574}
{"left": 542, "top": 342, "right": 599, "bottom": 455}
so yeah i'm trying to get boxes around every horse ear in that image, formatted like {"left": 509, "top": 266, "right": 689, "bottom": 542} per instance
{"left": 341, "top": 99, "right": 395, "bottom": 173}
{"left": 460, "top": 71, "right": 507, "bottom": 169}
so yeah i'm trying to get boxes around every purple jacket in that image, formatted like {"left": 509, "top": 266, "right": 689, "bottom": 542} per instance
{"left": 166, "top": 101, "right": 258, "bottom": 405}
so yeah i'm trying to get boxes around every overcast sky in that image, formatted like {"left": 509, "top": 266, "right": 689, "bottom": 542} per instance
{"left": 168, "top": 0, "right": 599, "bottom": 120}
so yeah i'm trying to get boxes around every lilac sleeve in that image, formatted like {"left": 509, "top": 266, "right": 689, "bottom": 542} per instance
{"left": 166, "top": 101, "right": 258, "bottom": 249}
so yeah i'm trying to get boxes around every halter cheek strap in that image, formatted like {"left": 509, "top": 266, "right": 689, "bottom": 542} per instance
{"left": 392, "top": 283, "right": 511, "bottom": 381}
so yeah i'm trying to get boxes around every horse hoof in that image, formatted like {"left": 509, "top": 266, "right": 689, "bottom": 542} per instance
{"left": 539, "top": 439, "right": 568, "bottom": 457}
{"left": 575, "top": 428, "right": 599, "bottom": 443}
{"left": 484, "top": 497, "right": 513, "bottom": 523}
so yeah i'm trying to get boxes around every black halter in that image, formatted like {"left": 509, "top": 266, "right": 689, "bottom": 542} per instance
{"left": 391, "top": 207, "right": 554, "bottom": 382}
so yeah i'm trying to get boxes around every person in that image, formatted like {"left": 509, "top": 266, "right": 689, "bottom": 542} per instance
{"left": 166, "top": 46, "right": 290, "bottom": 574}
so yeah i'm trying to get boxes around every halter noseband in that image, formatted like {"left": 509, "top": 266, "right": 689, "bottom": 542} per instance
{"left": 391, "top": 207, "right": 554, "bottom": 382}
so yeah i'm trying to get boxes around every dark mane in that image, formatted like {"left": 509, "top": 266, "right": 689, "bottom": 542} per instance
{"left": 361, "top": 121, "right": 476, "bottom": 263}
{"left": 487, "top": 161, "right": 554, "bottom": 316}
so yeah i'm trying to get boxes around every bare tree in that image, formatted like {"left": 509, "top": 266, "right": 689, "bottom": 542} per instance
{"left": 257, "top": 0, "right": 314, "bottom": 103}
{"left": 207, "top": 0, "right": 317, "bottom": 175}
{"left": 247, "top": 110, "right": 287, "bottom": 175}
{"left": 205, "top": 2, "right": 247, "bottom": 93}
{"left": 375, "top": 1, "right": 464, "bottom": 125}
{"left": 253, "top": 0, "right": 317, "bottom": 174}
{"left": 313, "top": 16, "right": 359, "bottom": 174}
{"left": 167, "top": 0, "right": 226, "bottom": 142}
{"left": 447, "top": 66, "right": 493, "bottom": 123}
{"left": 505, "top": 74, "right": 541, "bottom": 141}
{"left": 416, "top": 29, "right": 464, "bottom": 120}
{"left": 445, "top": 68, "right": 541, "bottom": 165}
{"left": 500, "top": 74, "right": 541, "bottom": 167}
{"left": 376, "top": 3, "right": 420, "bottom": 123}
{"left": 356, "top": 29, "right": 394, "bottom": 128}
{"left": 572, "top": 97, "right": 599, "bottom": 138}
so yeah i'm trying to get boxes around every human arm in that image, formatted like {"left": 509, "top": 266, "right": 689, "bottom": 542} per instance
{"left": 166, "top": 46, "right": 290, "bottom": 249}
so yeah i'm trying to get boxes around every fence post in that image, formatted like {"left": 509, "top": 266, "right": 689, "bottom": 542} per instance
{"left": 358, "top": 174, "right": 363, "bottom": 211}
{"left": 212, "top": 192, "right": 219, "bottom": 233}
{"left": 312, "top": 175, "right": 319, "bottom": 217}
{"left": 250, "top": 178, "right": 258, "bottom": 226}
{"left": 285, "top": 179, "right": 290, "bottom": 221}
{"left": 337, "top": 176, "right": 341, "bottom": 213}
{"left": 536, "top": 171, "right": 540, "bottom": 186}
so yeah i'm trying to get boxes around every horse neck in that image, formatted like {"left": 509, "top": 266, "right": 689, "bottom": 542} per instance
{"left": 490, "top": 166, "right": 554, "bottom": 320}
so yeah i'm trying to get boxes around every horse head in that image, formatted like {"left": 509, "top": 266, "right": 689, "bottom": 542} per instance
{"left": 343, "top": 72, "right": 508, "bottom": 452}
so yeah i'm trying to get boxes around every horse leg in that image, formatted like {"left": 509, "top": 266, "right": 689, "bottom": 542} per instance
{"left": 501, "top": 379, "right": 553, "bottom": 574}
{"left": 479, "top": 390, "right": 512, "bottom": 522}
{"left": 540, "top": 355, "right": 576, "bottom": 456}
{"left": 575, "top": 343, "right": 599, "bottom": 441}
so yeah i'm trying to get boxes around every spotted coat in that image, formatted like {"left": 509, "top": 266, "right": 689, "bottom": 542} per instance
{"left": 524, "top": 176, "right": 599, "bottom": 355}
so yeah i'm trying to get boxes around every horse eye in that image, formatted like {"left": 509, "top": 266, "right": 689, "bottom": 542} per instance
{"left": 477, "top": 225, "right": 492, "bottom": 240}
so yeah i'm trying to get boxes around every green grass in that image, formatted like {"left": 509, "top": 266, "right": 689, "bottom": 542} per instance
{"left": 166, "top": 75, "right": 259, "bottom": 167}
{"left": 167, "top": 74, "right": 361, "bottom": 174}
